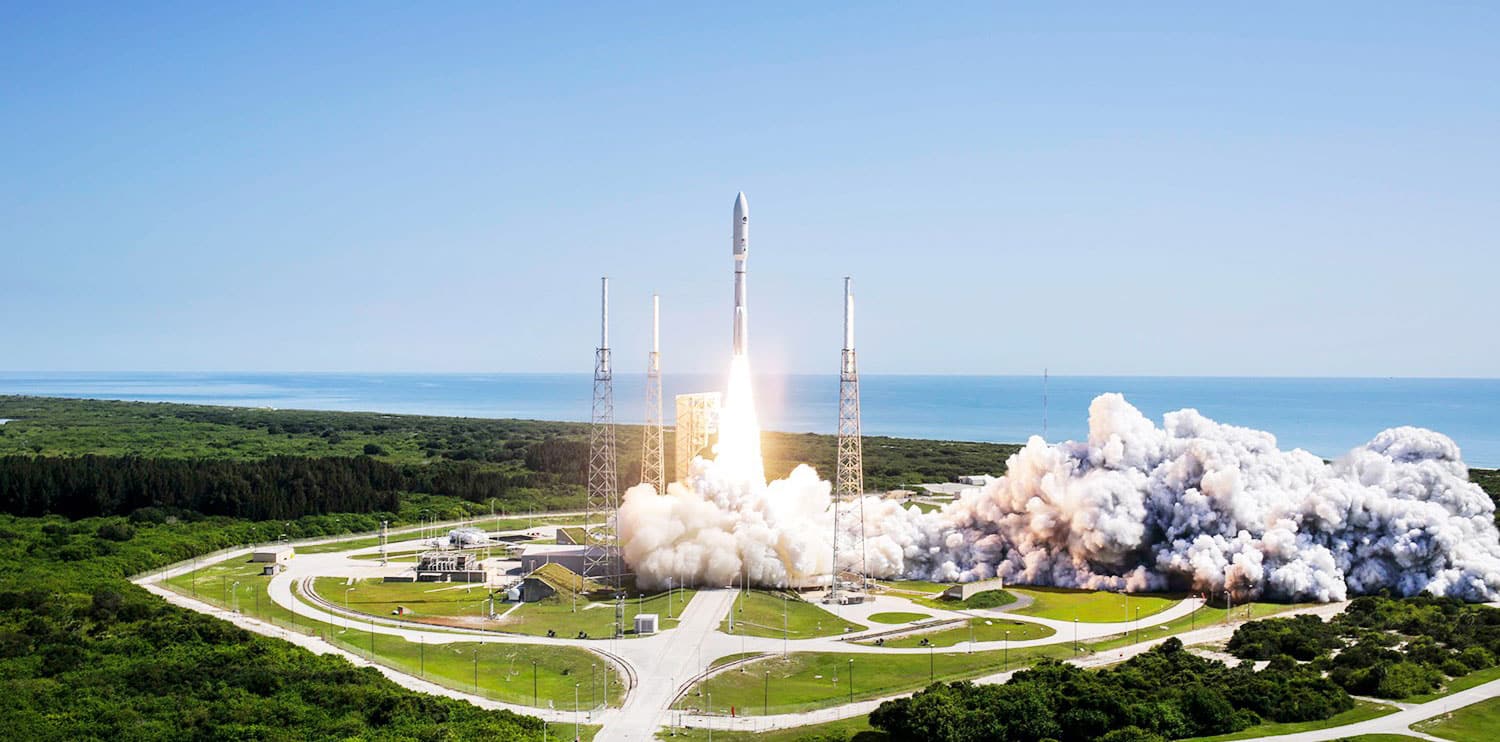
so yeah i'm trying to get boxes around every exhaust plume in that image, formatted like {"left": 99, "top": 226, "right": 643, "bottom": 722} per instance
{"left": 618, "top": 393, "right": 1500, "bottom": 602}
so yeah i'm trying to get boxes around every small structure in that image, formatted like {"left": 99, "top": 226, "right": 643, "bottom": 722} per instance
{"left": 634, "top": 613, "right": 659, "bottom": 635}
{"left": 943, "top": 576, "right": 1005, "bottom": 602}
{"left": 886, "top": 489, "right": 916, "bottom": 500}
{"left": 448, "top": 527, "right": 492, "bottom": 547}
{"left": 517, "top": 563, "right": 602, "bottom": 603}
{"left": 413, "top": 551, "right": 486, "bottom": 583}
{"left": 261, "top": 563, "right": 282, "bottom": 576}
{"left": 251, "top": 546, "right": 294, "bottom": 565}
{"left": 957, "top": 474, "right": 996, "bottom": 487}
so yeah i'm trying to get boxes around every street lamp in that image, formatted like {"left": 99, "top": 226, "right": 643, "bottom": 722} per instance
{"left": 1135, "top": 606, "right": 1141, "bottom": 644}
{"left": 574, "top": 682, "right": 581, "bottom": 742}
{"left": 473, "top": 646, "right": 479, "bottom": 694}
{"left": 848, "top": 658, "right": 854, "bottom": 703}
{"left": 231, "top": 581, "right": 241, "bottom": 613}
{"left": 929, "top": 642, "right": 934, "bottom": 682}
{"left": 1004, "top": 630, "right": 1010, "bottom": 672}
{"left": 344, "top": 587, "right": 355, "bottom": 629}
{"left": 1073, "top": 617, "right": 1078, "bottom": 653}
{"left": 764, "top": 670, "right": 770, "bottom": 715}
{"left": 532, "top": 659, "right": 538, "bottom": 706}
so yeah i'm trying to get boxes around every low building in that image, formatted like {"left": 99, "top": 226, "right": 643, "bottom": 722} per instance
{"left": 520, "top": 544, "right": 614, "bottom": 577}
{"left": 957, "top": 474, "right": 996, "bottom": 487}
{"left": 634, "top": 613, "right": 659, "bottom": 635}
{"left": 251, "top": 546, "right": 294, "bottom": 564}
{"left": 517, "top": 563, "right": 602, "bottom": 603}
{"left": 943, "top": 576, "right": 1005, "bottom": 601}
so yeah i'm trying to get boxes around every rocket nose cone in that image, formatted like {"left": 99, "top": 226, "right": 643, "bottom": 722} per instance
{"left": 734, "top": 192, "right": 748, "bottom": 218}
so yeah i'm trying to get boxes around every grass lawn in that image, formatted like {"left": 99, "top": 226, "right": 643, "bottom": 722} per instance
{"left": 162, "top": 559, "right": 323, "bottom": 636}
{"left": 1088, "top": 601, "right": 1310, "bottom": 652}
{"left": 1180, "top": 699, "right": 1397, "bottom": 741}
{"left": 659, "top": 716, "right": 888, "bottom": 741}
{"left": 1413, "top": 696, "right": 1500, "bottom": 741}
{"left": 315, "top": 576, "right": 700, "bottom": 638}
{"left": 874, "top": 579, "right": 948, "bottom": 594}
{"left": 1008, "top": 586, "right": 1178, "bottom": 623}
{"left": 908, "top": 588, "right": 1018, "bottom": 612}
{"left": 1334, "top": 737, "right": 1425, "bottom": 741}
{"left": 1406, "top": 664, "right": 1500, "bottom": 703}
{"left": 867, "top": 611, "right": 931, "bottom": 624}
{"left": 688, "top": 643, "right": 1078, "bottom": 716}
{"left": 865, "top": 616, "right": 1054, "bottom": 648}
{"left": 502, "top": 588, "right": 699, "bottom": 638}
{"left": 324, "top": 626, "right": 625, "bottom": 710}
{"left": 719, "top": 590, "right": 867, "bottom": 638}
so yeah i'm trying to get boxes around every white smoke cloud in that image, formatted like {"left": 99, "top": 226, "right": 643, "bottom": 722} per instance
{"left": 618, "top": 393, "right": 1500, "bottom": 602}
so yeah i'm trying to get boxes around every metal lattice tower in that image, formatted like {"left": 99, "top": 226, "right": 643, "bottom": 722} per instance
{"left": 586, "top": 277, "right": 619, "bottom": 586}
{"left": 833, "top": 277, "right": 866, "bottom": 599}
{"left": 642, "top": 294, "right": 665, "bottom": 493}
{"left": 674, "top": 392, "right": 720, "bottom": 483}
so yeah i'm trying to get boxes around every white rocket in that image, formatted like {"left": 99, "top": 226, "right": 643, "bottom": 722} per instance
{"left": 732, "top": 192, "right": 750, "bottom": 357}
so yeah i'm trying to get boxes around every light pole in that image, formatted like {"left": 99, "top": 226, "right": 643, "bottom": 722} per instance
{"left": 420, "top": 635, "right": 424, "bottom": 677}
{"left": 532, "top": 659, "right": 538, "bottom": 706}
{"left": 764, "top": 670, "right": 769, "bottom": 715}
{"left": 929, "top": 643, "right": 934, "bottom": 682}
{"left": 344, "top": 587, "right": 355, "bottom": 630}
{"left": 1004, "top": 630, "right": 1010, "bottom": 672}
{"left": 591, "top": 663, "right": 597, "bottom": 708}
{"left": 782, "top": 593, "right": 789, "bottom": 656}
{"left": 231, "top": 581, "right": 240, "bottom": 613}
{"left": 1135, "top": 606, "right": 1141, "bottom": 644}
{"left": 473, "top": 646, "right": 479, "bottom": 694}
{"left": 1073, "top": 617, "right": 1078, "bottom": 653}
{"left": 848, "top": 658, "right": 854, "bottom": 703}
{"left": 968, "top": 619, "right": 974, "bottom": 654}
{"left": 574, "top": 682, "right": 581, "bottom": 742}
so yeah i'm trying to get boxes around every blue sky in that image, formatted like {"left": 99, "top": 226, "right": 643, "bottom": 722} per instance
{"left": 3, "top": 3, "right": 1496, "bottom": 376}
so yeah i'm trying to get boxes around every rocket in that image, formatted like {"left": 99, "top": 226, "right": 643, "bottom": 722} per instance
{"left": 732, "top": 192, "right": 750, "bottom": 357}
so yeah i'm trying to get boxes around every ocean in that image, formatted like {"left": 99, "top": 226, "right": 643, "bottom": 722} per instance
{"left": 1, "top": 372, "right": 1497, "bottom": 467}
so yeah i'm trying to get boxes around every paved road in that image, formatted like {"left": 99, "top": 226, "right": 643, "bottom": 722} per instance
{"left": 137, "top": 526, "right": 1497, "bottom": 741}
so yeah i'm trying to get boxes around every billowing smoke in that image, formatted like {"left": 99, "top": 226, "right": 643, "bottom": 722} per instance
{"left": 618, "top": 393, "right": 1500, "bottom": 602}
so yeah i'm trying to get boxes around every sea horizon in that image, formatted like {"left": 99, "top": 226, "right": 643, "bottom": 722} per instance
{"left": 1, "top": 371, "right": 1497, "bottom": 468}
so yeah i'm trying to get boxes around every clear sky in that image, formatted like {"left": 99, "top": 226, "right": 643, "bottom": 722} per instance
{"left": 3, "top": 3, "right": 1496, "bottom": 377}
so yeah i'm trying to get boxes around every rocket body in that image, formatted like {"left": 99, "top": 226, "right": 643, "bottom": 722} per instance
{"left": 732, "top": 192, "right": 750, "bottom": 357}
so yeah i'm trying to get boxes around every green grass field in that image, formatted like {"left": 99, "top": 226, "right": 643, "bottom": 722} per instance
{"left": 311, "top": 576, "right": 699, "bottom": 638}
{"left": 1332, "top": 736, "right": 1423, "bottom": 742}
{"left": 1088, "top": 601, "right": 1310, "bottom": 652}
{"left": 1406, "top": 664, "right": 1500, "bottom": 703}
{"left": 687, "top": 643, "right": 1078, "bottom": 716}
{"left": 503, "top": 588, "right": 699, "bottom": 638}
{"left": 163, "top": 561, "right": 622, "bottom": 710}
{"left": 874, "top": 579, "right": 948, "bottom": 594}
{"left": 865, "top": 616, "right": 1054, "bottom": 648}
{"left": 659, "top": 716, "right": 887, "bottom": 741}
{"left": 324, "top": 626, "right": 625, "bottom": 710}
{"left": 1413, "top": 696, "right": 1500, "bottom": 741}
{"left": 719, "top": 590, "right": 867, "bottom": 638}
{"left": 1007, "top": 586, "right": 1178, "bottom": 622}
{"left": 867, "top": 611, "right": 930, "bottom": 624}
{"left": 1181, "top": 699, "right": 1396, "bottom": 741}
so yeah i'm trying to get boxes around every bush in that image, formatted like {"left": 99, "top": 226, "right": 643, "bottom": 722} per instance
{"left": 363, "top": 443, "right": 386, "bottom": 456}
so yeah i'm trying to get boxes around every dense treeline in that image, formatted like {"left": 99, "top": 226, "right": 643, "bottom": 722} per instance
{"left": 0, "top": 454, "right": 572, "bottom": 521}
{"left": 869, "top": 637, "right": 1351, "bottom": 742}
{"left": 0, "top": 508, "right": 551, "bottom": 740}
{"left": 1228, "top": 595, "right": 1500, "bottom": 699}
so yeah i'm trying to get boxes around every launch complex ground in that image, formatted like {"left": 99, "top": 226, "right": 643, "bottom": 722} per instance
{"left": 132, "top": 517, "right": 1500, "bottom": 742}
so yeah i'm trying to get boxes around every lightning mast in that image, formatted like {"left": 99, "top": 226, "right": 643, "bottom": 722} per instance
{"left": 586, "top": 277, "right": 619, "bottom": 587}
{"left": 642, "top": 295, "right": 665, "bottom": 494}
{"left": 833, "top": 277, "right": 866, "bottom": 600}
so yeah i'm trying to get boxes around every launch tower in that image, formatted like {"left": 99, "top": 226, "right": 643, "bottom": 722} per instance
{"left": 832, "top": 277, "right": 867, "bottom": 601}
{"left": 586, "top": 277, "right": 620, "bottom": 586}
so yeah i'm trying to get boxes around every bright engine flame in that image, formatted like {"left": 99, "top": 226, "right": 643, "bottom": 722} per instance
{"left": 712, "top": 354, "right": 765, "bottom": 488}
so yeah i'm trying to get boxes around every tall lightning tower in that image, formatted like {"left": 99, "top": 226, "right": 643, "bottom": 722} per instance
{"left": 586, "top": 277, "right": 619, "bottom": 586}
{"left": 642, "top": 295, "right": 665, "bottom": 493}
{"left": 833, "top": 277, "right": 866, "bottom": 599}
